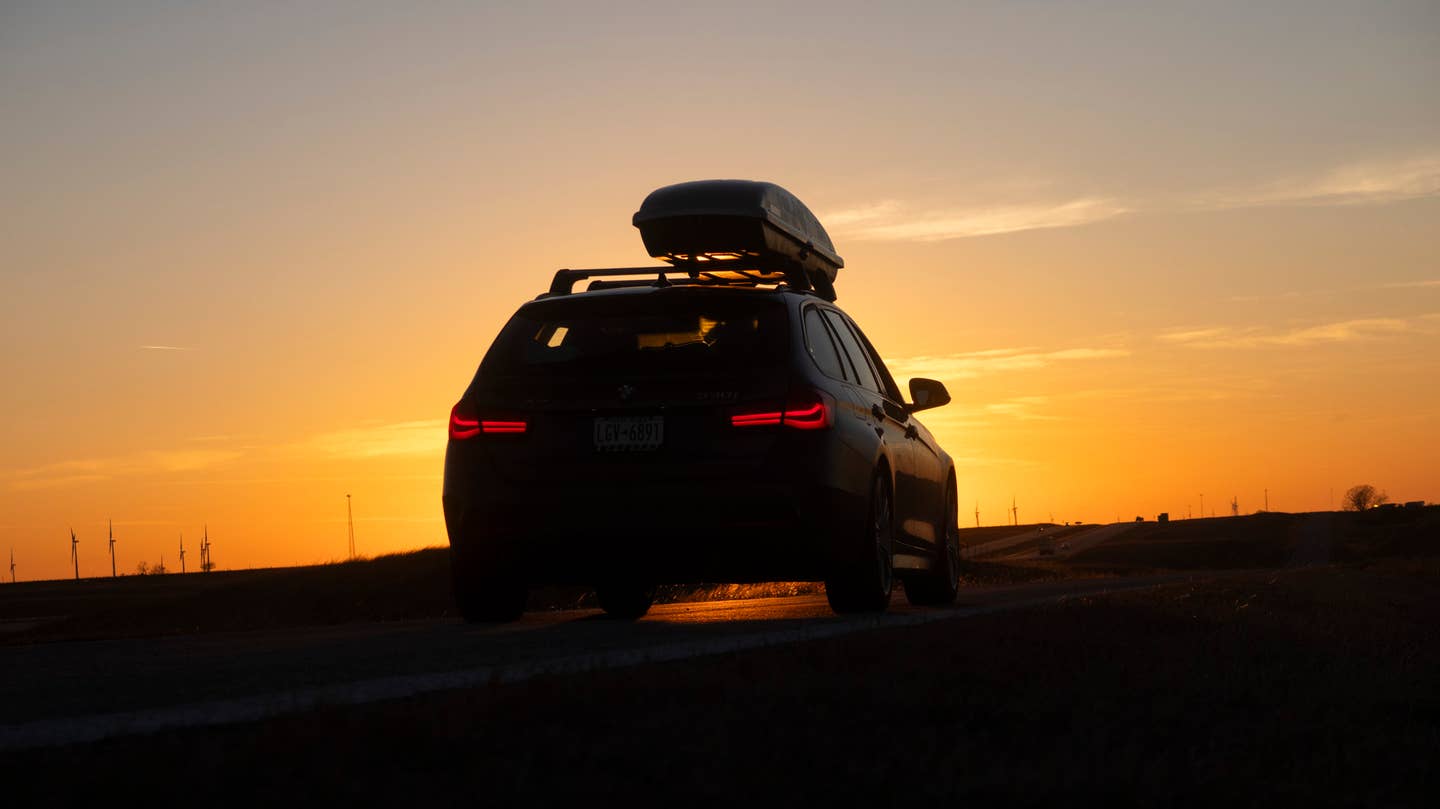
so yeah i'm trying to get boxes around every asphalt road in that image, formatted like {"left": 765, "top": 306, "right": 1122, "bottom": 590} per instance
{"left": 0, "top": 574, "right": 1192, "bottom": 750}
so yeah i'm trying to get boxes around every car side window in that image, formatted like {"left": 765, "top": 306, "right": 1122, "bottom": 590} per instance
{"left": 841, "top": 316, "right": 906, "bottom": 403}
{"left": 803, "top": 307, "right": 848, "bottom": 381}
{"left": 822, "top": 310, "right": 882, "bottom": 394}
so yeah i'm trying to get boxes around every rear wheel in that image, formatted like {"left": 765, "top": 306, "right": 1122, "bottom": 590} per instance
{"left": 825, "top": 471, "right": 894, "bottom": 614}
{"left": 450, "top": 545, "right": 528, "bottom": 623}
{"left": 596, "top": 582, "right": 657, "bottom": 620}
{"left": 905, "top": 481, "right": 960, "bottom": 606}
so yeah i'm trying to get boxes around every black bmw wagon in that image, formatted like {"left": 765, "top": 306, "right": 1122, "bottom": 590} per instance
{"left": 442, "top": 180, "right": 958, "bottom": 621}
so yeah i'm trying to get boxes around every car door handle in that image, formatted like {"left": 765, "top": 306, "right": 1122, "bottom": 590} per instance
{"left": 871, "top": 403, "right": 885, "bottom": 421}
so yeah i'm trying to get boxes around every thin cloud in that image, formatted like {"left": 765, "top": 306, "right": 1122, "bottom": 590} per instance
{"left": 823, "top": 200, "right": 903, "bottom": 227}
{"left": 303, "top": 420, "right": 445, "bottom": 459}
{"left": 887, "top": 346, "right": 1129, "bottom": 381}
{"left": 140, "top": 345, "right": 196, "bottom": 351}
{"left": 1202, "top": 155, "right": 1440, "bottom": 210}
{"left": 1158, "top": 317, "right": 1422, "bottom": 349}
{"left": 8, "top": 449, "right": 241, "bottom": 490}
{"left": 982, "top": 396, "right": 1062, "bottom": 422}
{"left": 828, "top": 197, "right": 1129, "bottom": 242}
{"left": 149, "top": 450, "right": 242, "bottom": 472}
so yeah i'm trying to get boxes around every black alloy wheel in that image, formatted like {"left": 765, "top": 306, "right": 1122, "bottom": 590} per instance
{"left": 826, "top": 471, "right": 895, "bottom": 613}
{"left": 904, "top": 481, "right": 961, "bottom": 606}
{"left": 596, "top": 582, "right": 658, "bottom": 620}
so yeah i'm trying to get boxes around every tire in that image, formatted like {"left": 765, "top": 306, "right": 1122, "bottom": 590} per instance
{"left": 825, "top": 471, "right": 895, "bottom": 614}
{"left": 450, "top": 545, "right": 528, "bottom": 623}
{"left": 905, "top": 480, "right": 960, "bottom": 607}
{"left": 596, "top": 582, "right": 657, "bottom": 620}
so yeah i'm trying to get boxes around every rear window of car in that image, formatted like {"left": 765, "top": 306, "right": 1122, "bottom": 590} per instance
{"left": 481, "top": 292, "right": 788, "bottom": 376}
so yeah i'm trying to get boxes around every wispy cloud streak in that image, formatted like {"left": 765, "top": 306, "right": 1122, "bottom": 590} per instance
{"left": 1158, "top": 317, "right": 1426, "bottom": 349}
{"left": 140, "top": 345, "right": 195, "bottom": 351}
{"left": 827, "top": 198, "right": 1129, "bottom": 242}
{"left": 887, "top": 346, "right": 1128, "bottom": 381}
{"left": 8, "top": 449, "right": 242, "bottom": 490}
{"left": 826, "top": 154, "right": 1439, "bottom": 245}
{"left": 302, "top": 420, "right": 445, "bottom": 459}
{"left": 1200, "top": 155, "right": 1440, "bottom": 210}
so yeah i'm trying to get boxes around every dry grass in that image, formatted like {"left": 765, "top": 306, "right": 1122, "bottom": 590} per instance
{"left": 1066, "top": 512, "right": 1299, "bottom": 572}
{"left": 10, "top": 558, "right": 1436, "bottom": 806}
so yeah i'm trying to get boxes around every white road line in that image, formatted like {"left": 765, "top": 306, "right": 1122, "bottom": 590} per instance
{"left": 0, "top": 579, "right": 1182, "bottom": 751}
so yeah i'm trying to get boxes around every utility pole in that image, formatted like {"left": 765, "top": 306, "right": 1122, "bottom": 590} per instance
{"left": 346, "top": 494, "right": 356, "bottom": 560}
{"left": 70, "top": 528, "right": 79, "bottom": 581}
{"left": 108, "top": 519, "right": 117, "bottom": 578}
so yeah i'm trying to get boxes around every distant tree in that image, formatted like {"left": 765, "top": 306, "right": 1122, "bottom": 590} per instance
{"left": 135, "top": 561, "right": 149, "bottom": 575}
{"left": 1343, "top": 484, "right": 1389, "bottom": 511}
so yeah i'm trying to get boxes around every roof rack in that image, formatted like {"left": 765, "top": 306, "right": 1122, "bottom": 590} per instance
{"left": 543, "top": 263, "right": 830, "bottom": 300}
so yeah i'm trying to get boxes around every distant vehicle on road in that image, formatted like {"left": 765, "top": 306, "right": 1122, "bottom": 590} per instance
{"left": 443, "top": 180, "right": 959, "bottom": 621}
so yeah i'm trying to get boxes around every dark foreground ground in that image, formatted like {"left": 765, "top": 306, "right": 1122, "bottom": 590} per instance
{"left": 3, "top": 508, "right": 1437, "bottom": 806}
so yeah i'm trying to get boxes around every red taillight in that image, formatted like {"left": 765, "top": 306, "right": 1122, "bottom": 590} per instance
{"left": 731, "top": 390, "right": 831, "bottom": 430}
{"left": 450, "top": 403, "right": 480, "bottom": 440}
{"left": 731, "top": 410, "right": 784, "bottom": 427}
{"left": 450, "top": 403, "right": 527, "bottom": 440}
{"left": 781, "top": 400, "right": 829, "bottom": 430}
{"left": 480, "top": 420, "right": 527, "bottom": 434}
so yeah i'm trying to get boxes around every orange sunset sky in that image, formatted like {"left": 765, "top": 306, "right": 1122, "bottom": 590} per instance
{"left": 2, "top": 1, "right": 1437, "bottom": 580}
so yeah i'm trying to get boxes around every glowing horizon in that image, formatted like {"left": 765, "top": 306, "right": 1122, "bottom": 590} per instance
{"left": 2, "top": 1, "right": 1437, "bottom": 580}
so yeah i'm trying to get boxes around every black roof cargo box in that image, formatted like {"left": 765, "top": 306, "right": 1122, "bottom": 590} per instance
{"left": 633, "top": 180, "right": 844, "bottom": 292}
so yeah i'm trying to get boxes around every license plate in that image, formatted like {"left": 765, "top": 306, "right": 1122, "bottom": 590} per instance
{"left": 593, "top": 416, "right": 664, "bottom": 451}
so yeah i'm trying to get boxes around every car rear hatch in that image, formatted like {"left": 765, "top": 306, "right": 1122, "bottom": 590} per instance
{"left": 457, "top": 289, "right": 793, "bottom": 486}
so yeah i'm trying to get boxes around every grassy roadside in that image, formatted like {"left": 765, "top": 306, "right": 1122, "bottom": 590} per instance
{"left": 3, "top": 509, "right": 1432, "bottom": 644}
{"left": 8, "top": 558, "right": 1436, "bottom": 806}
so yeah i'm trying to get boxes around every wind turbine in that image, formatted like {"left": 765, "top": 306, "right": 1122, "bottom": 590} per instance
{"left": 201, "top": 524, "right": 212, "bottom": 572}
{"left": 108, "top": 519, "right": 117, "bottom": 578}
{"left": 9, "top": 548, "right": 14, "bottom": 583}
{"left": 974, "top": 501, "right": 980, "bottom": 528}
{"left": 1011, "top": 496, "right": 1018, "bottom": 527}
{"left": 179, "top": 533, "right": 186, "bottom": 574}
{"left": 70, "top": 528, "right": 79, "bottom": 581}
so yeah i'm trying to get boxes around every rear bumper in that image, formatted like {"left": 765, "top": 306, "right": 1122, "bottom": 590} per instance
{"left": 443, "top": 475, "right": 863, "bottom": 585}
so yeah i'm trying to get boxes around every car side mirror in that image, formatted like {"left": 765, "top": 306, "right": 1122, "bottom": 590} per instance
{"left": 907, "top": 378, "right": 951, "bottom": 413}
